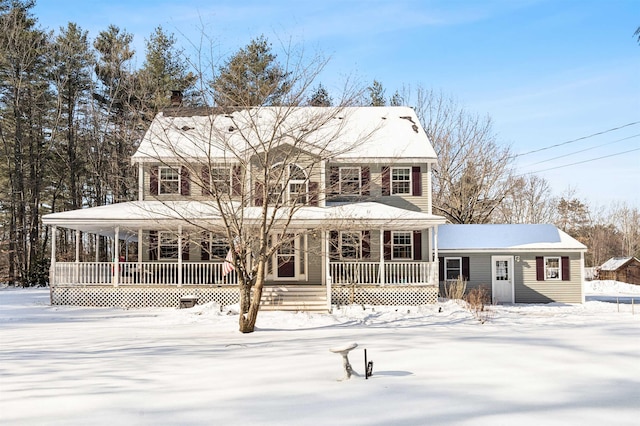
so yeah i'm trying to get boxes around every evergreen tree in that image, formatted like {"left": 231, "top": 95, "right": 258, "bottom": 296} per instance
{"left": 211, "top": 35, "right": 290, "bottom": 107}
{"left": 51, "top": 22, "right": 94, "bottom": 211}
{"left": 367, "top": 79, "right": 386, "bottom": 106}
{"left": 389, "top": 90, "right": 404, "bottom": 106}
{"left": 138, "top": 26, "right": 196, "bottom": 116}
{"left": 307, "top": 83, "right": 332, "bottom": 106}
{"left": 0, "top": 0, "right": 53, "bottom": 285}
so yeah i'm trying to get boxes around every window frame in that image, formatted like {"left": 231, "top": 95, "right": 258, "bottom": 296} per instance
{"left": 203, "top": 232, "right": 229, "bottom": 261}
{"left": 210, "top": 166, "right": 232, "bottom": 194}
{"left": 444, "top": 257, "right": 462, "bottom": 281}
{"left": 158, "top": 166, "right": 180, "bottom": 195}
{"left": 339, "top": 167, "right": 362, "bottom": 196}
{"left": 544, "top": 256, "right": 561, "bottom": 280}
{"left": 391, "top": 231, "right": 413, "bottom": 260}
{"left": 391, "top": 167, "right": 412, "bottom": 195}
{"left": 339, "top": 231, "right": 362, "bottom": 260}
{"left": 158, "top": 231, "right": 179, "bottom": 260}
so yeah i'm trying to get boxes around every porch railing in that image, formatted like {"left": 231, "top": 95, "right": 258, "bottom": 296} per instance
{"left": 52, "top": 262, "right": 237, "bottom": 286}
{"left": 329, "top": 261, "right": 437, "bottom": 285}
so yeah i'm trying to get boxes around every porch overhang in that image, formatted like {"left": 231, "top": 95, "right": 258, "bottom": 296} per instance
{"left": 42, "top": 200, "right": 446, "bottom": 239}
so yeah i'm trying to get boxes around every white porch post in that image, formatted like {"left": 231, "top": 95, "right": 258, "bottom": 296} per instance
{"left": 177, "top": 225, "right": 183, "bottom": 287}
{"left": 320, "top": 160, "right": 326, "bottom": 207}
{"left": 49, "top": 226, "right": 57, "bottom": 289}
{"left": 75, "top": 229, "right": 80, "bottom": 283}
{"left": 138, "top": 163, "right": 144, "bottom": 201}
{"left": 433, "top": 226, "right": 439, "bottom": 285}
{"left": 113, "top": 227, "right": 120, "bottom": 287}
{"left": 95, "top": 234, "right": 99, "bottom": 262}
{"left": 379, "top": 228, "right": 385, "bottom": 285}
{"left": 324, "top": 230, "right": 331, "bottom": 311}
{"left": 138, "top": 228, "right": 143, "bottom": 283}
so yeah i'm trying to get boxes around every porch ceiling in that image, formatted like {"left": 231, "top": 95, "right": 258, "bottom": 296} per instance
{"left": 42, "top": 201, "right": 446, "bottom": 237}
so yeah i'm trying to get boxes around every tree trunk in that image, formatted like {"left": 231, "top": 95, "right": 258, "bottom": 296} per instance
{"left": 238, "top": 261, "right": 266, "bottom": 333}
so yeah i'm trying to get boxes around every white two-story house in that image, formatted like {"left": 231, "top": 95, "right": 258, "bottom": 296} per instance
{"left": 43, "top": 106, "right": 448, "bottom": 310}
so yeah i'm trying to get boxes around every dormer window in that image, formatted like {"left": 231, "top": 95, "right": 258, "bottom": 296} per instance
{"left": 159, "top": 167, "right": 180, "bottom": 194}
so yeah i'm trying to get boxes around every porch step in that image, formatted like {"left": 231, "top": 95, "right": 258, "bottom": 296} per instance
{"left": 259, "top": 285, "right": 328, "bottom": 312}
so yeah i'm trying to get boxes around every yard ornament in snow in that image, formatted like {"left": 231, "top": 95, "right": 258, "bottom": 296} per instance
{"left": 330, "top": 342, "right": 358, "bottom": 380}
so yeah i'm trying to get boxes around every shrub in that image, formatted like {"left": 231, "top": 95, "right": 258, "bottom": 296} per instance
{"left": 464, "top": 285, "right": 493, "bottom": 324}
{"left": 443, "top": 276, "right": 467, "bottom": 300}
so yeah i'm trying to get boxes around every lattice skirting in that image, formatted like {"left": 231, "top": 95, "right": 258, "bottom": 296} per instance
{"left": 51, "top": 285, "right": 240, "bottom": 309}
{"left": 51, "top": 284, "right": 438, "bottom": 309}
{"left": 331, "top": 285, "right": 439, "bottom": 306}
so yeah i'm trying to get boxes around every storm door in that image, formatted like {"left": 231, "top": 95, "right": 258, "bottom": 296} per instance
{"left": 491, "top": 256, "right": 514, "bottom": 303}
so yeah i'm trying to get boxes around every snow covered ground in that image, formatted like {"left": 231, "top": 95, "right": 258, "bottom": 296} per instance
{"left": 1, "top": 281, "right": 639, "bottom": 425}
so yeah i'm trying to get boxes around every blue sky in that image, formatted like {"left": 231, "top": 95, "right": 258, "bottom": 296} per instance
{"left": 34, "top": 0, "right": 640, "bottom": 210}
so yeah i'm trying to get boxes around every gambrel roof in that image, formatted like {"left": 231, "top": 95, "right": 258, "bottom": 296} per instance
{"left": 132, "top": 106, "right": 437, "bottom": 164}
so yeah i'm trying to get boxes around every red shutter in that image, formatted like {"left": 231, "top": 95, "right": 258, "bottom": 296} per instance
{"left": 149, "top": 231, "right": 158, "bottom": 260}
{"left": 329, "top": 167, "right": 339, "bottom": 196}
{"left": 182, "top": 237, "right": 190, "bottom": 261}
{"left": 381, "top": 166, "right": 390, "bottom": 196}
{"left": 329, "top": 231, "right": 339, "bottom": 261}
{"left": 254, "top": 182, "right": 264, "bottom": 206}
{"left": 361, "top": 167, "right": 370, "bottom": 196}
{"left": 536, "top": 257, "right": 544, "bottom": 281}
{"left": 201, "top": 167, "right": 210, "bottom": 196}
{"left": 561, "top": 256, "right": 570, "bottom": 281}
{"left": 412, "top": 166, "right": 422, "bottom": 196}
{"left": 362, "top": 231, "right": 371, "bottom": 258}
{"left": 150, "top": 167, "right": 158, "bottom": 196}
{"left": 438, "top": 257, "right": 444, "bottom": 281}
{"left": 413, "top": 231, "right": 422, "bottom": 260}
{"left": 232, "top": 166, "right": 242, "bottom": 196}
{"left": 462, "top": 257, "right": 470, "bottom": 280}
{"left": 180, "top": 167, "right": 190, "bottom": 196}
{"left": 201, "top": 232, "right": 210, "bottom": 261}
{"left": 383, "top": 231, "right": 391, "bottom": 260}
{"left": 309, "top": 181, "right": 319, "bottom": 206}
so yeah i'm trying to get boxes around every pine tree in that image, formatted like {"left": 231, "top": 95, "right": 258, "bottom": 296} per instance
{"left": 307, "top": 83, "right": 332, "bottom": 106}
{"left": 138, "top": 26, "right": 196, "bottom": 116}
{"left": 211, "top": 35, "right": 290, "bottom": 107}
{"left": 367, "top": 79, "right": 386, "bottom": 106}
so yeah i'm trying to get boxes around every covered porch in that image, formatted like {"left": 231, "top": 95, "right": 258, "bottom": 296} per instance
{"left": 43, "top": 201, "right": 445, "bottom": 310}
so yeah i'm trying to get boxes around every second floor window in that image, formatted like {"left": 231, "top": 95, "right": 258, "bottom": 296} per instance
{"left": 391, "top": 168, "right": 411, "bottom": 195}
{"left": 339, "top": 167, "right": 361, "bottom": 196}
{"left": 159, "top": 167, "right": 180, "bottom": 194}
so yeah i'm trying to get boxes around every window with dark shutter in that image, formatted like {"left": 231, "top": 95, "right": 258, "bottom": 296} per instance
{"left": 309, "top": 182, "right": 319, "bottom": 206}
{"left": 232, "top": 166, "right": 242, "bottom": 196}
{"left": 381, "top": 166, "right": 390, "bottom": 196}
{"left": 413, "top": 231, "right": 422, "bottom": 260}
{"left": 536, "top": 257, "right": 544, "bottom": 281}
{"left": 150, "top": 167, "right": 158, "bottom": 196}
{"left": 201, "top": 167, "right": 210, "bottom": 196}
{"left": 200, "top": 232, "right": 210, "bottom": 261}
{"left": 255, "top": 182, "right": 264, "bottom": 206}
{"left": 412, "top": 166, "right": 421, "bottom": 196}
{"left": 329, "top": 167, "right": 339, "bottom": 196}
{"left": 361, "top": 167, "right": 370, "bottom": 196}
{"left": 362, "top": 231, "right": 371, "bottom": 258}
{"left": 181, "top": 167, "right": 190, "bottom": 196}
{"left": 182, "top": 237, "right": 190, "bottom": 261}
{"left": 383, "top": 230, "right": 391, "bottom": 260}
{"left": 329, "top": 230, "right": 339, "bottom": 261}
{"left": 462, "top": 257, "right": 470, "bottom": 280}
{"left": 561, "top": 256, "right": 570, "bottom": 281}
{"left": 438, "top": 257, "right": 444, "bottom": 281}
{"left": 149, "top": 231, "right": 158, "bottom": 260}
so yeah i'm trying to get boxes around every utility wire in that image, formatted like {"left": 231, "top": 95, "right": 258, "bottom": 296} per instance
{"left": 522, "top": 133, "right": 640, "bottom": 168}
{"left": 519, "top": 147, "right": 640, "bottom": 175}
{"left": 512, "top": 121, "right": 640, "bottom": 158}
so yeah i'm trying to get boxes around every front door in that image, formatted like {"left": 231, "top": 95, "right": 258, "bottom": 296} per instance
{"left": 276, "top": 236, "right": 296, "bottom": 278}
{"left": 491, "top": 256, "right": 514, "bottom": 303}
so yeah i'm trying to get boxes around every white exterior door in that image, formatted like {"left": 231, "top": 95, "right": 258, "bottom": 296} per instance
{"left": 491, "top": 256, "right": 514, "bottom": 303}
